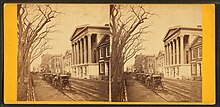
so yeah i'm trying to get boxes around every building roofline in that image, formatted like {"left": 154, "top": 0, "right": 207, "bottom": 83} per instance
{"left": 70, "top": 25, "right": 110, "bottom": 41}
{"left": 163, "top": 26, "right": 202, "bottom": 42}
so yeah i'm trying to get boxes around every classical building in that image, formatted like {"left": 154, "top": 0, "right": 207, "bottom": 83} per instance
{"left": 155, "top": 50, "right": 165, "bottom": 76}
{"left": 189, "top": 35, "right": 202, "bottom": 80}
{"left": 40, "top": 53, "right": 52, "bottom": 72}
{"left": 63, "top": 50, "right": 73, "bottom": 75}
{"left": 163, "top": 26, "right": 202, "bottom": 79}
{"left": 70, "top": 25, "right": 110, "bottom": 79}
{"left": 143, "top": 55, "right": 156, "bottom": 74}
{"left": 50, "top": 54, "right": 63, "bottom": 73}
{"left": 97, "top": 34, "right": 110, "bottom": 80}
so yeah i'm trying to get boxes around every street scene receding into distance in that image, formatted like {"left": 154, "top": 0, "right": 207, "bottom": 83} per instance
{"left": 17, "top": 4, "right": 202, "bottom": 102}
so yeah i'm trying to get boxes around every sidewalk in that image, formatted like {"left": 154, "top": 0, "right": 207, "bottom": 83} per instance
{"left": 33, "top": 74, "right": 72, "bottom": 101}
{"left": 126, "top": 75, "right": 166, "bottom": 102}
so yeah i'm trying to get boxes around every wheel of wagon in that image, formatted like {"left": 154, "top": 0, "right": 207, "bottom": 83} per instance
{"left": 160, "top": 81, "right": 164, "bottom": 90}
{"left": 146, "top": 80, "right": 151, "bottom": 88}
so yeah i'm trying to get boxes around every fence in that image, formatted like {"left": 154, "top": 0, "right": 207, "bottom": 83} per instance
{"left": 112, "top": 73, "right": 128, "bottom": 102}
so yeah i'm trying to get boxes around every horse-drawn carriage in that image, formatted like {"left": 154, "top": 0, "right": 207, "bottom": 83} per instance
{"left": 144, "top": 74, "right": 164, "bottom": 89}
{"left": 42, "top": 73, "right": 71, "bottom": 90}
{"left": 42, "top": 73, "right": 52, "bottom": 82}
{"left": 53, "top": 74, "right": 71, "bottom": 90}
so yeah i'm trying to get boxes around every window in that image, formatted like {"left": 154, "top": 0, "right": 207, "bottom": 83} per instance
{"left": 192, "top": 49, "right": 196, "bottom": 59}
{"left": 186, "top": 51, "right": 189, "bottom": 64}
{"left": 176, "top": 67, "right": 179, "bottom": 76}
{"left": 192, "top": 63, "right": 196, "bottom": 75}
{"left": 106, "top": 46, "right": 110, "bottom": 57}
{"left": 100, "top": 63, "right": 105, "bottom": 74}
{"left": 100, "top": 48, "right": 104, "bottom": 58}
{"left": 198, "top": 47, "right": 202, "bottom": 58}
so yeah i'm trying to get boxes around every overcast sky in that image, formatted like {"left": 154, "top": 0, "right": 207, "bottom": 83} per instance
{"left": 31, "top": 4, "right": 109, "bottom": 69}
{"left": 125, "top": 4, "right": 202, "bottom": 68}
{"left": 31, "top": 4, "right": 202, "bottom": 69}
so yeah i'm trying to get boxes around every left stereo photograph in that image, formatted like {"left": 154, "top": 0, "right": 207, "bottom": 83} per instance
{"left": 16, "top": 4, "right": 110, "bottom": 101}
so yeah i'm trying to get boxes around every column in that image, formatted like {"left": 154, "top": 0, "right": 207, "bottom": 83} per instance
{"left": 84, "top": 37, "right": 87, "bottom": 63}
{"left": 180, "top": 35, "right": 184, "bottom": 64}
{"left": 79, "top": 41, "right": 82, "bottom": 64}
{"left": 173, "top": 40, "right": 176, "bottom": 65}
{"left": 169, "top": 42, "right": 172, "bottom": 65}
{"left": 166, "top": 45, "right": 168, "bottom": 65}
{"left": 75, "top": 43, "right": 77, "bottom": 65}
{"left": 87, "top": 34, "right": 92, "bottom": 63}
{"left": 167, "top": 44, "right": 170, "bottom": 65}
{"left": 165, "top": 45, "right": 167, "bottom": 66}
{"left": 80, "top": 39, "right": 83, "bottom": 64}
{"left": 176, "top": 38, "right": 179, "bottom": 64}
{"left": 72, "top": 44, "right": 75, "bottom": 65}
{"left": 76, "top": 42, "right": 79, "bottom": 64}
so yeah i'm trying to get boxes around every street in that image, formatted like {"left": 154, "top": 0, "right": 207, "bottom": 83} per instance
{"left": 126, "top": 75, "right": 166, "bottom": 102}
{"left": 33, "top": 74, "right": 72, "bottom": 101}
{"left": 32, "top": 73, "right": 109, "bottom": 101}
{"left": 126, "top": 74, "right": 202, "bottom": 102}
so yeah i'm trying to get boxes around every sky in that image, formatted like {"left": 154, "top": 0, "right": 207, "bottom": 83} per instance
{"left": 31, "top": 4, "right": 202, "bottom": 69}
{"left": 31, "top": 4, "right": 109, "bottom": 69}
{"left": 125, "top": 4, "right": 202, "bottom": 67}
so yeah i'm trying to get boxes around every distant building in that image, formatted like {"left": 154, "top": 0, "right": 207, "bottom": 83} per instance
{"left": 40, "top": 53, "right": 52, "bottom": 72}
{"left": 50, "top": 54, "right": 63, "bottom": 73}
{"left": 189, "top": 36, "right": 202, "bottom": 80}
{"left": 163, "top": 26, "right": 202, "bottom": 79}
{"left": 70, "top": 25, "right": 110, "bottom": 79}
{"left": 134, "top": 54, "right": 145, "bottom": 73}
{"left": 134, "top": 54, "right": 156, "bottom": 74}
{"left": 97, "top": 34, "right": 110, "bottom": 80}
{"left": 125, "top": 65, "right": 134, "bottom": 73}
{"left": 155, "top": 50, "right": 165, "bottom": 76}
{"left": 63, "top": 50, "right": 73, "bottom": 75}
{"left": 143, "top": 55, "right": 156, "bottom": 74}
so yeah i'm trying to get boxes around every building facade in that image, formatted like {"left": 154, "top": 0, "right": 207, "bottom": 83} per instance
{"left": 163, "top": 26, "right": 202, "bottom": 79}
{"left": 70, "top": 25, "right": 110, "bottom": 79}
{"left": 189, "top": 36, "right": 202, "bottom": 80}
{"left": 40, "top": 53, "right": 52, "bottom": 72}
{"left": 134, "top": 54, "right": 145, "bottom": 73}
{"left": 63, "top": 50, "right": 73, "bottom": 75}
{"left": 143, "top": 55, "right": 156, "bottom": 74}
{"left": 97, "top": 34, "right": 110, "bottom": 80}
{"left": 134, "top": 54, "right": 156, "bottom": 74}
{"left": 50, "top": 54, "right": 63, "bottom": 74}
{"left": 155, "top": 51, "right": 165, "bottom": 76}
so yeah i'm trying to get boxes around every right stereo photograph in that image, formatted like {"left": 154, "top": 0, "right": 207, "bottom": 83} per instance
{"left": 109, "top": 4, "right": 202, "bottom": 102}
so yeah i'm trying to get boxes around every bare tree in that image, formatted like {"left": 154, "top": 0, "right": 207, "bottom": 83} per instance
{"left": 110, "top": 4, "right": 155, "bottom": 101}
{"left": 17, "top": 4, "right": 61, "bottom": 84}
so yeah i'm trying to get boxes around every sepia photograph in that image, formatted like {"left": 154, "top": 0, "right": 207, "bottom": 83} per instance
{"left": 110, "top": 4, "right": 202, "bottom": 102}
{"left": 17, "top": 4, "right": 110, "bottom": 101}
{"left": 16, "top": 3, "right": 202, "bottom": 103}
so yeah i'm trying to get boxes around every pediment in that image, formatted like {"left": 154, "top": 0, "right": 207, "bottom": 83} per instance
{"left": 190, "top": 36, "right": 202, "bottom": 48}
{"left": 158, "top": 50, "right": 165, "bottom": 56}
{"left": 70, "top": 26, "right": 88, "bottom": 41}
{"left": 97, "top": 34, "right": 110, "bottom": 46}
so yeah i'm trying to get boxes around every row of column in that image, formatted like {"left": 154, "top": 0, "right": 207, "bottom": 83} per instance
{"left": 165, "top": 35, "right": 184, "bottom": 66}
{"left": 72, "top": 34, "right": 92, "bottom": 65}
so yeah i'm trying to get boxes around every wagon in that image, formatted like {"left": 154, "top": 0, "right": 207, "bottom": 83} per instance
{"left": 56, "top": 75, "right": 71, "bottom": 90}
{"left": 145, "top": 74, "right": 164, "bottom": 90}
{"left": 45, "top": 73, "right": 53, "bottom": 84}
